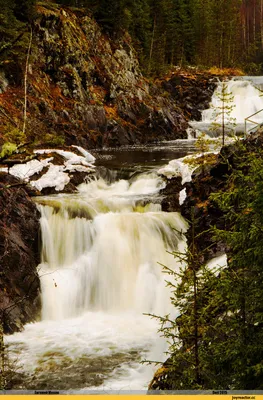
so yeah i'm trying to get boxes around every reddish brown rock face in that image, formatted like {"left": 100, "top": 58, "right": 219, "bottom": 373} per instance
{"left": 0, "top": 5, "right": 189, "bottom": 149}
{"left": 0, "top": 173, "right": 41, "bottom": 333}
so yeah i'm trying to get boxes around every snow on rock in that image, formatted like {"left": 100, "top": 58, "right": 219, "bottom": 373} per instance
{"left": 0, "top": 167, "right": 8, "bottom": 173}
{"left": 71, "top": 145, "right": 96, "bottom": 163}
{"left": 30, "top": 164, "right": 70, "bottom": 192}
{"left": 34, "top": 147, "right": 95, "bottom": 172}
{"left": 9, "top": 158, "right": 53, "bottom": 181}
{"left": 6, "top": 146, "right": 96, "bottom": 193}
{"left": 179, "top": 188, "right": 187, "bottom": 205}
{"left": 158, "top": 155, "right": 195, "bottom": 184}
{"left": 158, "top": 152, "right": 218, "bottom": 184}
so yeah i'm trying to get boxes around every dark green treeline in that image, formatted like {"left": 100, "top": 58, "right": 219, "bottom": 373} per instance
{"left": 55, "top": 0, "right": 263, "bottom": 73}
{"left": 1, "top": 0, "right": 263, "bottom": 74}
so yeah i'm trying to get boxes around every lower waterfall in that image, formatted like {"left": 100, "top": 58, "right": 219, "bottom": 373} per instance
{"left": 5, "top": 170, "right": 188, "bottom": 391}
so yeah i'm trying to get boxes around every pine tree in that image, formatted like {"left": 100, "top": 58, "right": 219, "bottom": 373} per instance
{"left": 209, "top": 143, "right": 263, "bottom": 388}
{"left": 211, "top": 81, "right": 236, "bottom": 145}
{"left": 148, "top": 210, "right": 220, "bottom": 389}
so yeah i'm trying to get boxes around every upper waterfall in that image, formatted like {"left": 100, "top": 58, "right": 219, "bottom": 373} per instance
{"left": 190, "top": 77, "right": 263, "bottom": 137}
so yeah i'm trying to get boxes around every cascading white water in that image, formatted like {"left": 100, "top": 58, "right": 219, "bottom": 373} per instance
{"left": 190, "top": 77, "right": 263, "bottom": 137}
{"left": 5, "top": 170, "right": 188, "bottom": 391}
{"left": 39, "top": 205, "right": 186, "bottom": 320}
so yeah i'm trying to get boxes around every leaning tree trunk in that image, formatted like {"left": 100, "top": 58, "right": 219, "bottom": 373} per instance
{"left": 0, "top": 314, "right": 5, "bottom": 390}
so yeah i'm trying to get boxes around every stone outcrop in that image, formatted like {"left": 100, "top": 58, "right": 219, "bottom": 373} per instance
{"left": 161, "top": 72, "right": 217, "bottom": 122}
{"left": 0, "top": 3, "right": 189, "bottom": 149}
{"left": 0, "top": 173, "right": 41, "bottom": 333}
{"left": 160, "top": 176, "right": 182, "bottom": 212}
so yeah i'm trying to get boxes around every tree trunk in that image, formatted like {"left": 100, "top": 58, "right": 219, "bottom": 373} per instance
{"left": 148, "top": 15, "right": 156, "bottom": 74}
{"left": 22, "top": 26, "right": 33, "bottom": 135}
{"left": 222, "top": 83, "right": 225, "bottom": 146}
{"left": 0, "top": 315, "right": 5, "bottom": 390}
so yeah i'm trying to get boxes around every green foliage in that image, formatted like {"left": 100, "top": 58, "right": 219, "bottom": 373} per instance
{"left": 43, "top": 133, "right": 65, "bottom": 146}
{"left": 148, "top": 210, "right": 226, "bottom": 389}
{"left": 208, "top": 145, "right": 263, "bottom": 388}
{"left": 184, "top": 133, "right": 219, "bottom": 177}
{"left": 2, "top": 0, "right": 260, "bottom": 75}
{"left": 151, "top": 143, "right": 263, "bottom": 390}
{"left": 0, "top": 142, "right": 17, "bottom": 159}
{"left": 4, "top": 128, "right": 26, "bottom": 145}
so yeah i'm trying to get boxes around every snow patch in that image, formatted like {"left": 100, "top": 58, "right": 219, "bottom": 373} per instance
{"left": 179, "top": 188, "right": 187, "bottom": 205}
{"left": 158, "top": 155, "right": 195, "bottom": 184}
{"left": 6, "top": 147, "right": 95, "bottom": 192}
{"left": 0, "top": 167, "right": 8, "bottom": 173}
{"left": 34, "top": 146, "right": 96, "bottom": 169}
{"left": 71, "top": 145, "right": 96, "bottom": 163}
{"left": 31, "top": 164, "right": 70, "bottom": 192}
{"left": 9, "top": 158, "right": 53, "bottom": 181}
{"left": 158, "top": 152, "right": 219, "bottom": 184}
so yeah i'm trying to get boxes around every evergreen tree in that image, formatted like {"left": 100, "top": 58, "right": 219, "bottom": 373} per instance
{"left": 209, "top": 144, "right": 263, "bottom": 388}
{"left": 211, "top": 81, "right": 236, "bottom": 145}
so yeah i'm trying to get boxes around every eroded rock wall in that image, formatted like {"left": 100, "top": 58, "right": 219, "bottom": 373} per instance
{"left": 0, "top": 173, "right": 40, "bottom": 333}
{"left": 0, "top": 4, "right": 188, "bottom": 148}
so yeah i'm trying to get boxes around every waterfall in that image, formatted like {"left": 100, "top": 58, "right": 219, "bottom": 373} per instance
{"left": 190, "top": 77, "right": 263, "bottom": 137}
{"left": 39, "top": 202, "right": 186, "bottom": 320}
{"left": 38, "top": 173, "right": 187, "bottom": 320}
{"left": 6, "top": 171, "right": 188, "bottom": 391}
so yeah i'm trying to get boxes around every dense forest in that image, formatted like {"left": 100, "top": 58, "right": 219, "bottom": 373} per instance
{"left": 1, "top": 0, "right": 263, "bottom": 75}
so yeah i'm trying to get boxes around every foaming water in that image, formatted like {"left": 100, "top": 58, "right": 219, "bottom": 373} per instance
{"left": 39, "top": 207, "right": 186, "bottom": 320}
{"left": 190, "top": 78, "right": 263, "bottom": 137}
{"left": 5, "top": 170, "right": 187, "bottom": 391}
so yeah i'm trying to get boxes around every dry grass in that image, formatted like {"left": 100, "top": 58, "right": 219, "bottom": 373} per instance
{"left": 207, "top": 66, "right": 244, "bottom": 76}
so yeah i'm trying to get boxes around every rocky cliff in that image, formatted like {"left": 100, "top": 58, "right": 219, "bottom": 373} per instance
{"left": 0, "top": 3, "right": 190, "bottom": 149}
{"left": 0, "top": 173, "right": 40, "bottom": 333}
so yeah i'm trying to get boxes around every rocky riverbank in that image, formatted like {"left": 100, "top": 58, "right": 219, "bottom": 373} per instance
{"left": 0, "top": 173, "right": 40, "bottom": 333}
{"left": 150, "top": 129, "right": 263, "bottom": 390}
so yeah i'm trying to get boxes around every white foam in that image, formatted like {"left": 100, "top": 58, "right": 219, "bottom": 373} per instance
{"left": 206, "top": 253, "right": 228, "bottom": 276}
{"left": 190, "top": 78, "right": 263, "bottom": 135}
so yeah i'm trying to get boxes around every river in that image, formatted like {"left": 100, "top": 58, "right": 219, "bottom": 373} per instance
{"left": 4, "top": 77, "right": 263, "bottom": 392}
{"left": 4, "top": 140, "right": 195, "bottom": 392}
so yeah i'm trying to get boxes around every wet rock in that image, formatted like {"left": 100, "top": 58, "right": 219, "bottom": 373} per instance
{"left": 160, "top": 177, "right": 182, "bottom": 212}
{"left": 0, "top": 173, "right": 41, "bottom": 333}
{"left": 161, "top": 72, "right": 217, "bottom": 122}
